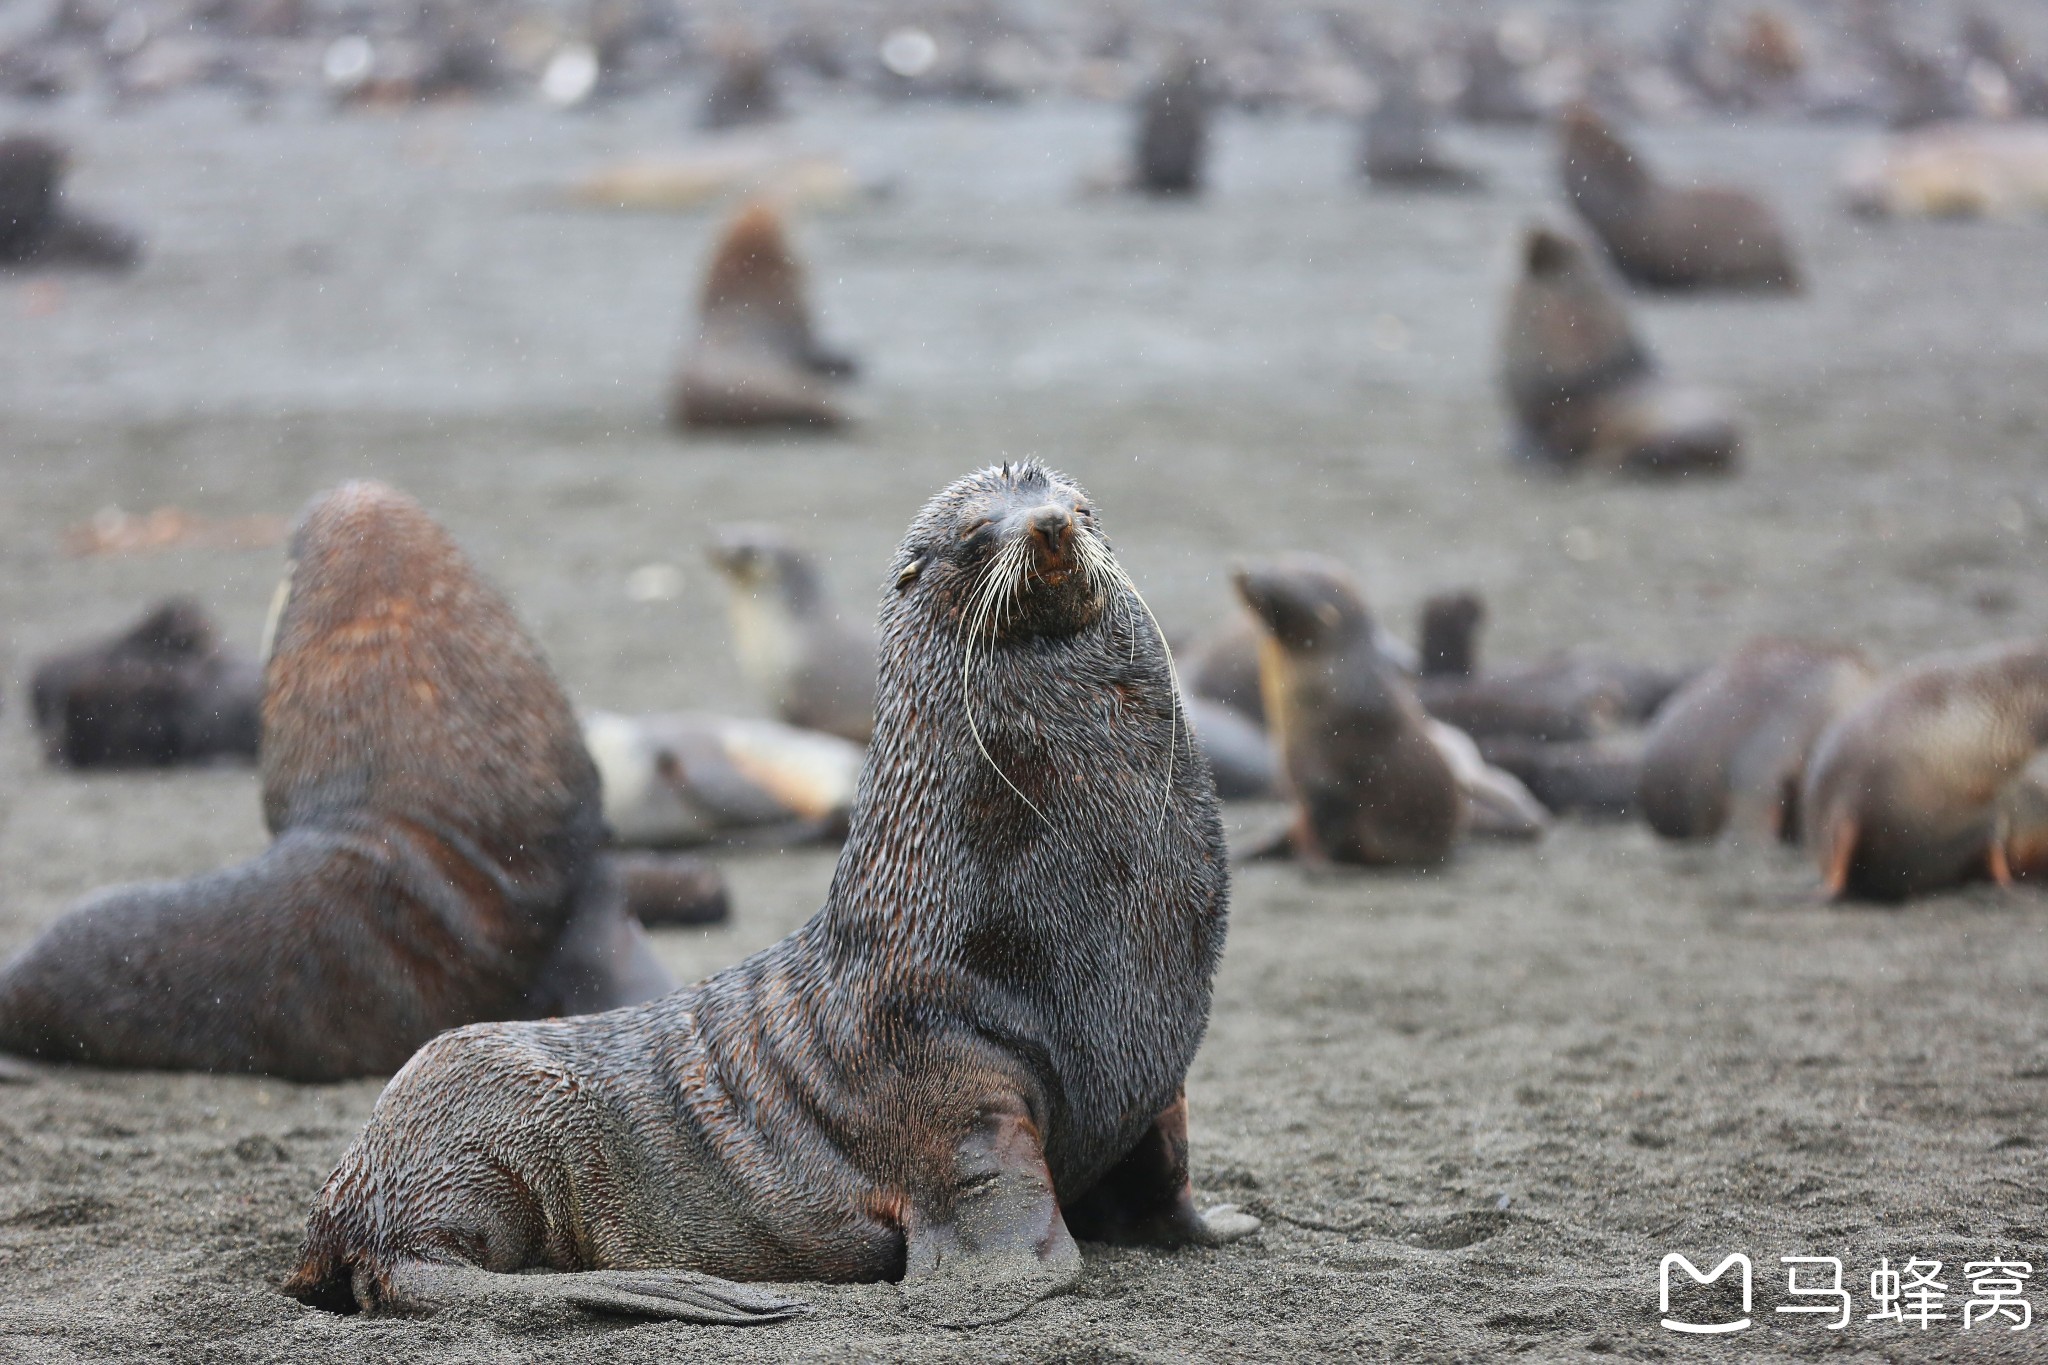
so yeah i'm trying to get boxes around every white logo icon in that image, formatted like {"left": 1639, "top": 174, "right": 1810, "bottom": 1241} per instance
{"left": 1661, "top": 1253, "right": 1754, "bottom": 1334}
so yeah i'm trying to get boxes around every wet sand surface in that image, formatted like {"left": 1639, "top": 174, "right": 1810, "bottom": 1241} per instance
{"left": 3, "top": 94, "right": 2047, "bottom": 1362}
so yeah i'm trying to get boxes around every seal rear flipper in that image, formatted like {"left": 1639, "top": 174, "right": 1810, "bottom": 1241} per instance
{"left": 899, "top": 1105, "right": 1082, "bottom": 1328}
{"left": 1063, "top": 1093, "right": 1261, "bottom": 1250}
{"left": 372, "top": 1261, "right": 805, "bottom": 1325}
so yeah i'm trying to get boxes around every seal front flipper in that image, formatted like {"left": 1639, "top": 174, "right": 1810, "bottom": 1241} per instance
{"left": 1063, "top": 1093, "right": 1261, "bottom": 1250}
{"left": 899, "top": 1102, "right": 1082, "bottom": 1328}
{"left": 372, "top": 1262, "right": 805, "bottom": 1325}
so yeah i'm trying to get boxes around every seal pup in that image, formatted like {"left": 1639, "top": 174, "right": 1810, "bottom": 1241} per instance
{"left": 1131, "top": 52, "right": 1209, "bottom": 196}
{"left": 1639, "top": 637, "right": 1877, "bottom": 843}
{"left": 610, "top": 852, "right": 730, "bottom": 928}
{"left": 1559, "top": 101, "right": 1799, "bottom": 292}
{"left": 1186, "top": 606, "right": 1418, "bottom": 728}
{"left": 583, "top": 709, "right": 863, "bottom": 847}
{"left": 1502, "top": 225, "right": 1742, "bottom": 477}
{"left": 1803, "top": 641, "right": 2048, "bottom": 902}
{"left": 1234, "top": 555, "right": 1462, "bottom": 867}
{"left": 0, "top": 483, "right": 672, "bottom": 1080}
{"left": 285, "top": 462, "right": 1254, "bottom": 1325}
{"left": 30, "top": 597, "right": 260, "bottom": 769}
{"left": 669, "top": 202, "right": 857, "bottom": 431}
{"left": 1361, "top": 64, "right": 1483, "bottom": 192}
{"left": 0, "top": 134, "right": 140, "bottom": 270}
{"left": 707, "top": 525, "right": 877, "bottom": 744}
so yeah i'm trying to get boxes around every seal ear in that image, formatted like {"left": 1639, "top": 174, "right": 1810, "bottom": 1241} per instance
{"left": 895, "top": 558, "right": 924, "bottom": 591}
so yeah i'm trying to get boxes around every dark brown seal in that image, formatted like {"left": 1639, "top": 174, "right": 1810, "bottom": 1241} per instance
{"left": 1503, "top": 225, "right": 1742, "bottom": 476}
{"left": 669, "top": 202, "right": 856, "bottom": 431}
{"left": 611, "top": 851, "right": 730, "bottom": 928}
{"left": 0, "top": 134, "right": 139, "bottom": 270}
{"left": 0, "top": 482, "right": 672, "bottom": 1080}
{"left": 699, "top": 34, "right": 783, "bottom": 131}
{"left": 283, "top": 462, "right": 1255, "bottom": 1326}
{"left": 1559, "top": 101, "right": 1799, "bottom": 291}
{"left": 1361, "top": 65, "right": 1484, "bottom": 192}
{"left": 1639, "top": 637, "right": 1877, "bottom": 843}
{"left": 29, "top": 597, "right": 260, "bottom": 768}
{"left": 1132, "top": 52, "right": 1209, "bottom": 196}
{"left": 1803, "top": 641, "right": 2048, "bottom": 901}
{"left": 1234, "top": 555, "right": 1462, "bottom": 867}
{"left": 707, "top": 524, "right": 877, "bottom": 744}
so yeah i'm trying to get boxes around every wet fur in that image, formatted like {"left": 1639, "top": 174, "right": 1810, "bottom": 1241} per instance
{"left": 285, "top": 463, "right": 1231, "bottom": 1315}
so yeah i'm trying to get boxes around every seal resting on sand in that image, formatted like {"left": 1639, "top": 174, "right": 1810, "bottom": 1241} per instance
{"left": 1361, "top": 66, "right": 1483, "bottom": 192}
{"left": 1639, "top": 637, "right": 1876, "bottom": 842}
{"left": 29, "top": 597, "right": 260, "bottom": 769}
{"left": 1131, "top": 52, "right": 1209, "bottom": 196}
{"left": 0, "top": 133, "right": 140, "bottom": 270}
{"left": 1558, "top": 101, "right": 1799, "bottom": 292}
{"left": 1803, "top": 640, "right": 2048, "bottom": 901}
{"left": 1502, "top": 226, "right": 1742, "bottom": 477}
{"left": 285, "top": 462, "right": 1256, "bottom": 1326}
{"left": 669, "top": 202, "right": 856, "bottom": 430}
{"left": 0, "top": 482, "right": 672, "bottom": 1080}
{"left": 1233, "top": 555, "right": 1463, "bottom": 866}
{"left": 707, "top": 524, "right": 877, "bottom": 744}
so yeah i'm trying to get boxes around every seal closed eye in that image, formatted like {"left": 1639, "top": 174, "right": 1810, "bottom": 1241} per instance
{"left": 283, "top": 462, "right": 1256, "bottom": 1327}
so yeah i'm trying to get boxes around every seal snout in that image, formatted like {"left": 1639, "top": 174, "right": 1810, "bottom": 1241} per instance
{"left": 1027, "top": 505, "right": 1075, "bottom": 568}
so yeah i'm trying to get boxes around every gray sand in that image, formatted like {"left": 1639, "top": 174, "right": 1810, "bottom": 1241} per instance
{"left": 2, "top": 94, "right": 2046, "bottom": 1361}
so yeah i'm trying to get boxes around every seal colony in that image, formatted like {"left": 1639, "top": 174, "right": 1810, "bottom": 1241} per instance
{"left": 0, "top": 482, "right": 672, "bottom": 1080}
{"left": 285, "top": 463, "right": 1256, "bottom": 1325}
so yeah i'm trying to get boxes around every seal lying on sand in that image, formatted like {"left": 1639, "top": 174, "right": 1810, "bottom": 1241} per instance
{"left": 707, "top": 525, "right": 877, "bottom": 744}
{"left": 1803, "top": 640, "right": 2048, "bottom": 901}
{"left": 0, "top": 483, "right": 672, "bottom": 1080}
{"left": 1640, "top": 637, "right": 1876, "bottom": 842}
{"left": 1558, "top": 102, "right": 1799, "bottom": 291}
{"left": 285, "top": 462, "right": 1255, "bottom": 1326}
{"left": 1234, "top": 555, "right": 1463, "bottom": 866}
{"left": 669, "top": 202, "right": 856, "bottom": 430}
{"left": 611, "top": 852, "right": 730, "bottom": 928}
{"left": 699, "top": 37, "right": 782, "bottom": 131}
{"left": 1131, "top": 53, "right": 1209, "bottom": 196}
{"left": 1502, "top": 226, "right": 1742, "bottom": 476}
{"left": 30, "top": 598, "right": 260, "bottom": 768}
{"left": 584, "top": 709, "right": 864, "bottom": 846}
{"left": 1413, "top": 588, "right": 1691, "bottom": 741}
{"left": 0, "top": 134, "right": 140, "bottom": 270}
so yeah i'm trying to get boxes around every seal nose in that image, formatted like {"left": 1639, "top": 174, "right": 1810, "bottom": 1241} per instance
{"left": 1029, "top": 506, "right": 1074, "bottom": 559}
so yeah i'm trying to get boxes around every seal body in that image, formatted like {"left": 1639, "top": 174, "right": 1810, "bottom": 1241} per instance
{"left": 0, "top": 482, "right": 671, "bottom": 1079}
{"left": 1559, "top": 103, "right": 1799, "bottom": 291}
{"left": 29, "top": 598, "right": 260, "bottom": 768}
{"left": 0, "top": 134, "right": 139, "bottom": 271}
{"left": 1803, "top": 641, "right": 2048, "bottom": 901}
{"left": 670, "top": 202, "right": 855, "bottom": 430}
{"left": 1639, "top": 637, "right": 1876, "bottom": 842}
{"left": 1503, "top": 226, "right": 1741, "bottom": 476}
{"left": 583, "top": 710, "right": 863, "bottom": 847}
{"left": 285, "top": 463, "right": 1250, "bottom": 1327}
{"left": 1362, "top": 69, "right": 1483, "bottom": 192}
{"left": 1133, "top": 54, "right": 1209, "bottom": 195}
{"left": 708, "top": 525, "right": 877, "bottom": 743}
{"left": 1234, "top": 555, "right": 1463, "bottom": 867}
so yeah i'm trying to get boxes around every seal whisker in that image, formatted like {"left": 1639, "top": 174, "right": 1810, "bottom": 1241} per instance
{"left": 959, "top": 538, "right": 1054, "bottom": 831}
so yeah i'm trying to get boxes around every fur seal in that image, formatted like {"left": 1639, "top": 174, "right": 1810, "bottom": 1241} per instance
{"left": 1803, "top": 641, "right": 2048, "bottom": 901}
{"left": 699, "top": 35, "right": 783, "bottom": 131}
{"left": 1559, "top": 101, "right": 1799, "bottom": 292}
{"left": 1361, "top": 66, "right": 1483, "bottom": 192}
{"left": 1132, "top": 53, "right": 1209, "bottom": 196}
{"left": 1234, "top": 555, "right": 1463, "bottom": 867}
{"left": 611, "top": 852, "right": 730, "bottom": 928}
{"left": 583, "top": 709, "right": 863, "bottom": 847}
{"left": 1639, "top": 637, "right": 1877, "bottom": 843}
{"left": 1186, "top": 607, "right": 1418, "bottom": 729}
{"left": 0, "top": 482, "right": 672, "bottom": 1080}
{"left": 1478, "top": 735, "right": 1644, "bottom": 820}
{"left": 1413, "top": 588, "right": 1692, "bottom": 741}
{"left": 707, "top": 525, "right": 877, "bottom": 744}
{"left": 0, "top": 134, "right": 140, "bottom": 270}
{"left": 669, "top": 202, "right": 856, "bottom": 431}
{"left": 1503, "top": 225, "right": 1742, "bottom": 477}
{"left": 29, "top": 597, "right": 260, "bottom": 769}
{"left": 285, "top": 462, "right": 1254, "bottom": 1325}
